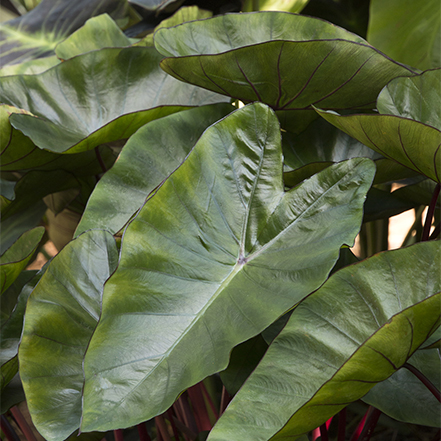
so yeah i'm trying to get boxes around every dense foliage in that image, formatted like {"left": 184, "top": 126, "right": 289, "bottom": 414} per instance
{"left": 1, "top": 0, "right": 440, "bottom": 440}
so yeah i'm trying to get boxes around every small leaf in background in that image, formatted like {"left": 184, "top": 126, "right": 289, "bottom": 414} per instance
{"left": 155, "top": 12, "right": 416, "bottom": 117}
{"left": 18, "top": 230, "right": 118, "bottom": 441}
{"left": 242, "top": 0, "right": 309, "bottom": 13}
{"left": 368, "top": 0, "right": 441, "bottom": 70}
{"left": 315, "top": 69, "right": 441, "bottom": 183}
{"left": 76, "top": 103, "right": 234, "bottom": 236}
{"left": 209, "top": 241, "right": 440, "bottom": 441}
{"left": 0, "top": 0, "right": 130, "bottom": 68}
{"left": 0, "top": 46, "right": 229, "bottom": 154}
{"left": 55, "top": 14, "right": 133, "bottom": 60}
{"left": 81, "top": 103, "right": 375, "bottom": 431}
{"left": 0, "top": 226, "right": 44, "bottom": 294}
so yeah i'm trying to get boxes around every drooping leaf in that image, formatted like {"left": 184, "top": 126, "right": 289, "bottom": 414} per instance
{"left": 18, "top": 230, "right": 118, "bottom": 441}
{"left": 242, "top": 0, "right": 309, "bottom": 13}
{"left": 154, "top": 12, "right": 416, "bottom": 117}
{"left": 0, "top": 226, "right": 44, "bottom": 294}
{"left": 55, "top": 14, "right": 133, "bottom": 60}
{"left": 0, "top": 105, "right": 116, "bottom": 174}
{"left": 377, "top": 68, "right": 441, "bottom": 130}
{"left": 367, "top": 0, "right": 441, "bottom": 70}
{"left": 76, "top": 103, "right": 234, "bottom": 236}
{"left": 315, "top": 112, "right": 441, "bottom": 183}
{"left": 0, "top": 0, "right": 129, "bottom": 67}
{"left": 208, "top": 241, "right": 440, "bottom": 441}
{"left": 363, "top": 348, "right": 441, "bottom": 427}
{"left": 0, "top": 46, "right": 229, "bottom": 154}
{"left": 81, "top": 103, "right": 375, "bottom": 431}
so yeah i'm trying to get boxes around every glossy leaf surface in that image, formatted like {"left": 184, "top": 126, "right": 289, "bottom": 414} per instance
{"left": 155, "top": 12, "right": 415, "bottom": 112}
{"left": 81, "top": 103, "right": 375, "bottom": 431}
{"left": 0, "top": 0, "right": 129, "bottom": 67}
{"left": 18, "top": 230, "right": 118, "bottom": 441}
{"left": 209, "top": 241, "right": 440, "bottom": 441}
{"left": 368, "top": 0, "right": 441, "bottom": 70}
{"left": 0, "top": 226, "right": 44, "bottom": 294}
{"left": 0, "top": 46, "right": 228, "bottom": 154}
{"left": 76, "top": 103, "right": 234, "bottom": 236}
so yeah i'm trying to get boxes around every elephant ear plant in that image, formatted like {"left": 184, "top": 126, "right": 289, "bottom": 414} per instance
{"left": 0, "top": 1, "right": 440, "bottom": 440}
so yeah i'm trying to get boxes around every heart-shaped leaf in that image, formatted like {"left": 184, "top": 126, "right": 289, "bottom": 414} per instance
{"left": 155, "top": 12, "right": 416, "bottom": 114}
{"left": 81, "top": 103, "right": 375, "bottom": 431}
{"left": 18, "top": 230, "right": 118, "bottom": 441}
{"left": 0, "top": 226, "right": 44, "bottom": 294}
{"left": 76, "top": 103, "right": 234, "bottom": 236}
{"left": 367, "top": 0, "right": 441, "bottom": 70}
{"left": 208, "top": 241, "right": 440, "bottom": 441}
{"left": 0, "top": 46, "right": 229, "bottom": 154}
{"left": 0, "top": 0, "right": 129, "bottom": 67}
{"left": 316, "top": 70, "right": 441, "bottom": 183}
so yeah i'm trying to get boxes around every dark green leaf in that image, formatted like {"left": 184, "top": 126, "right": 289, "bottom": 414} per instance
{"left": 81, "top": 103, "right": 375, "bottom": 431}
{"left": 209, "top": 241, "right": 440, "bottom": 441}
{"left": 0, "top": 46, "right": 229, "bottom": 153}
{"left": 0, "top": 226, "right": 44, "bottom": 294}
{"left": 76, "top": 103, "right": 234, "bottom": 236}
{"left": 129, "top": 0, "right": 183, "bottom": 13}
{"left": 18, "top": 230, "right": 118, "bottom": 441}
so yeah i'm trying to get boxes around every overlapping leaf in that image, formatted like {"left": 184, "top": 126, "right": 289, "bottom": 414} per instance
{"left": 0, "top": 104, "right": 116, "bottom": 173}
{"left": 18, "top": 230, "right": 118, "bottom": 441}
{"left": 0, "top": 226, "right": 44, "bottom": 294}
{"left": 80, "top": 103, "right": 375, "bottom": 431}
{"left": 154, "top": 12, "right": 416, "bottom": 115}
{"left": 129, "top": 0, "right": 183, "bottom": 13}
{"left": 316, "top": 69, "right": 441, "bottom": 183}
{"left": 209, "top": 241, "right": 440, "bottom": 441}
{"left": 368, "top": 0, "right": 441, "bottom": 70}
{"left": 76, "top": 103, "right": 233, "bottom": 236}
{"left": 0, "top": 0, "right": 129, "bottom": 67}
{"left": 0, "top": 46, "right": 229, "bottom": 154}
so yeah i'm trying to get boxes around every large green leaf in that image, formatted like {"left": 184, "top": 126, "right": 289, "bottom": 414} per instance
{"left": 129, "top": 0, "right": 183, "bottom": 13}
{"left": 367, "top": 0, "right": 441, "bottom": 70}
{"left": 0, "top": 105, "right": 116, "bottom": 174}
{"left": 0, "top": 0, "right": 129, "bottom": 67}
{"left": 0, "top": 46, "right": 229, "bottom": 154}
{"left": 81, "top": 103, "right": 375, "bottom": 431}
{"left": 208, "top": 241, "right": 440, "bottom": 441}
{"left": 0, "top": 226, "right": 44, "bottom": 294}
{"left": 76, "top": 103, "right": 233, "bottom": 236}
{"left": 155, "top": 12, "right": 415, "bottom": 115}
{"left": 18, "top": 230, "right": 118, "bottom": 441}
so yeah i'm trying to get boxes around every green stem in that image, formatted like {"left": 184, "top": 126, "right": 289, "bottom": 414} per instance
{"left": 401, "top": 206, "right": 425, "bottom": 247}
